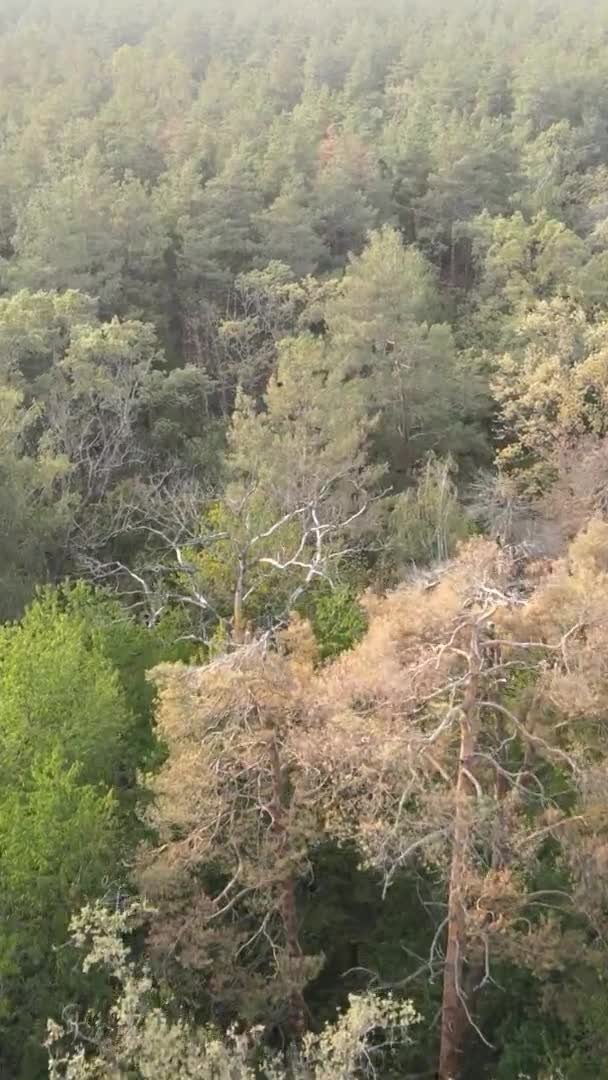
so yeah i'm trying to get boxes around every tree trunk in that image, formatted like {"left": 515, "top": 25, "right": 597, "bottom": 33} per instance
{"left": 269, "top": 738, "right": 306, "bottom": 1038}
{"left": 233, "top": 555, "right": 245, "bottom": 643}
{"left": 438, "top": 629, "right": 481, "bottom": 1080}
{"left": 281, "top": 870, "right": 306, "bottom": 1038}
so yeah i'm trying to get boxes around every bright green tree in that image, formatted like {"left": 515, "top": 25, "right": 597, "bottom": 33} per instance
{"left": 0, "top": 585, "right": 169, "bottom": 1079}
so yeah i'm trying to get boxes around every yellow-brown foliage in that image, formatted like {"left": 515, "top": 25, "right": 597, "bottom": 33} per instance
{"left": 309, "top": 525, "right": 608, "bottom": 992}
{"left": 137, "top": 631, "right": 322, "bottom": 1025}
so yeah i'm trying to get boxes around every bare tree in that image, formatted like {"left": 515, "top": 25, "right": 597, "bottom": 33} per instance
{"left": 77, "top": 466, "right": 378, "bottom": 643}
{"left": 77, "top": 325, "right": 384, "bottom": 645}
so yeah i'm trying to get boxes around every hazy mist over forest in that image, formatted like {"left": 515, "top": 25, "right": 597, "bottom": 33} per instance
{"left": 3, "top": 1, "right": 608, "bottom": 1078}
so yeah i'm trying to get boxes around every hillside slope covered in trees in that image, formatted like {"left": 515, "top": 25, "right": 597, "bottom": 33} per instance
{"left": 4, "top": 0, "right": 608, "bottom": 1077}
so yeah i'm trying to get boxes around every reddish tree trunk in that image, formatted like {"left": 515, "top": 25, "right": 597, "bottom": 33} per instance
{"left": 438, "top": 632, "right": 481, "bottom": 1080}
{"left": 232, "top": 555, "right": 246, "bottom": 644}
{"left": 269, "top": 738, "right": 306, "bottom": 1038}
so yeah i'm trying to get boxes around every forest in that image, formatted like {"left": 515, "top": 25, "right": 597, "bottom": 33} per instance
{"left": 4, "top": 0, "right": 608, "bottom": 1076}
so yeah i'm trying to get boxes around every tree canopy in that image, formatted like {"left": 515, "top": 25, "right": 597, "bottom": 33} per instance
{"left": 4, "top": 1, "right": 608, "bottom": 1078}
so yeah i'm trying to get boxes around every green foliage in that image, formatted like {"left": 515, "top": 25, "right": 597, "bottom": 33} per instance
{"left": 47, "top": 901, "right": 419, "bottom": 1080}
{"left": 257, "top": 183, "right": 327, "bottom": 278}
{"left": 186, "top": 493, "right": 307, "bottom": 629}
{"left": 466, "top": 210, "right": 588, "bottom": 348}
{"left": 0, "top": 585, "right": 170, "bottom": 1078}
{"left": 4, "top": 2, "right": 608, "bottom": 1077}
{"left": 493, "top": 300, "right": 608, "bottom": 493}
{"left": 0, "top": 575, "right": 204, "bottom": 1080}
{"left": 325, "top": 227, "right": 490, "bottom": 483}
{"left": 300, "top": 842, "right": 440, "bottom": 1073}
{"left": 0, "top": 395, "right": 70, "bottom": 618}
{"left": 0, "top": 289, "right": 98, "bottom": 388}
{"left": 7, "top": 152, "right": 169, "bottom": 324}
{"left": 308, "top": 584, "right": 367, "bottom": 660}
{"left": 387, "top": 456, "right": 473, "bottom": 569}
{"left": 27, "top": 583, "right": 190, "bottom": 758}
{"left": 0, "top": 758, "right": 119, "bottom": 1080}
